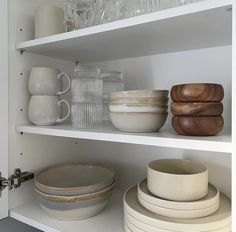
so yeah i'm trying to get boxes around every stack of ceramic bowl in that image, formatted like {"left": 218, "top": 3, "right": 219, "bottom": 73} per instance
{"left": 34, "top": 163, "right": 115, "bottom": 220}
{"left": 171, "top": 83, "right": 224, "bottom": 136}
{"left": 109, "top": 90, "right": 169, "bottom": 132}
{"left": 124, "top": 159, "right": 231, "bottom": 232}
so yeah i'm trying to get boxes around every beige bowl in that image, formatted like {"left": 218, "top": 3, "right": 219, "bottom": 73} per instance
{"left": 109, "top": 98, "right": 169, "bottom": 106}
{"left": 110, "top": 112, "right": 168, "bottom": 133}
{"left": 110, "top": 90, "right": 169, "bottom": 99}
{"left": 34, "top": 181, "right": 115, "bottom": 220}
{"left": 35, "top": 162, "right": 115, "bottom": 196}
{"left": 147, "top": 159, "right": 208, "bottom": 201}
{"left": 109, "top": 104, "right": 168, "bottom": 113}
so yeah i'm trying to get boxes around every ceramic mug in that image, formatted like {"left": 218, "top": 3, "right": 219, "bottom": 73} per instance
{"left": 28, "top": 67, "right": 71, "bottom": 96}
{"left": 28, "top": 96, "right": 70, "bottom": 126}
{"left": 35, "top": 5, "right": 64, "bottom": 38}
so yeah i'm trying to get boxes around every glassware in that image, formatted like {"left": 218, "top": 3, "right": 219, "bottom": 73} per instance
{"left": 64, "top": 0, "right": 96, "bottom": 31}
{"left": 101, "top": 71, "right": 124, "bottom": 123}
{"left": 159, "top": 0, "right": 174, "bottom": 10}
{"left": 98, "top": 0, "right": 118, "bottom": 24}
{"left": 117, "top": 0, "right": 130, "bottom": 20}
{"left": 74, "top": 0, "right": 95, "bottom": 29}
{"left": 64, "top": 0, "right": 77, "bottom": 31}
{"left": 71, "top": 65, "right": 103, "bottom": 128}
{"left": 130, "top": 0, "right": 149, "bottom": 17}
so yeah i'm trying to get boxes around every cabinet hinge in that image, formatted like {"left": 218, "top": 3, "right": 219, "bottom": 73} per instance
{"left": 0, "top": 169, "right": 34, "bottom": 196}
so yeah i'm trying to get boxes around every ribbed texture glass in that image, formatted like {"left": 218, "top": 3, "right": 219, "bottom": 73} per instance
{"left": 101, "top": 71, "right": 124, "bottom": 123}
{"left": 71, "top": 65, "right": 103, "bottom": 128}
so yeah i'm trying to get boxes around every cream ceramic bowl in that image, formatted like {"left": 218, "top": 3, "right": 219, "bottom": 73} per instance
{"left": 138, "top": 180, "right": 219, "bottom": 210}
{"left": 147, "top": 159, "right": 208, "bottom": 201}
{"left": 35, "top": 163, "right": 115, "bottom": 196}
{"left": 109, "top": 104, "right": 168, "bottom": 113}
{"left": 109, "top": 98, "right": 169, "bottom": 106}
{"left": 110, "top": 112, "right": 168, "bottom": 133}
{"left": 110, "top": 90, "right": 169, "bottom": 99}
{"left": 35, "top": 181, "right": 115, "bottom": 220}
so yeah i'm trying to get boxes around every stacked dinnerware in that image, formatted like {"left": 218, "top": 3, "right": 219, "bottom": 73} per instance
{"left": 34, "top": 163, "right": 115, "bottom": 220}
{"left": 109, "top": 90, "right": 169, "bottom": 132}
{"left": 124, "top": 159, "right": 231, "bottom": 232}
{"left": 171, "top": 83, "right": 224, "bottom": 136}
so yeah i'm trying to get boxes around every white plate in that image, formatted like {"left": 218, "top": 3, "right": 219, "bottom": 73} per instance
{"left": 124, "top": 215, "right": 231, "bottom": 232}
{"left": 138, "top": 194, "right": 219, "bottom": 219}
{"left": 124, "top": 186, "right": 231, "bottom": 232}
{"left": 138, "top": 180, "right": 219, "bottom": 210}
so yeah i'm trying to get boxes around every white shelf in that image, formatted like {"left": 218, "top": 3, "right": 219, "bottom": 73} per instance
{"left": 10, "top": 189, "right": 124, "bottom": 232}
{"left": 16, "top": 0, "right": 232, "bottom": 62}
{"left": 16, "top": 124, "right": 232, "bottom": 153}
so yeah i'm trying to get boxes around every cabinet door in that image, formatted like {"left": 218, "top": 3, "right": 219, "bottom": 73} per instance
{"left": 0, "top": 0, "right": 9, "bottom": 219}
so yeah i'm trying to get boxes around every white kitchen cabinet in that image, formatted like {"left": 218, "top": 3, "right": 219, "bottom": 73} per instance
{"left": 0, "top": 0, "right": 234, "bottom": 231}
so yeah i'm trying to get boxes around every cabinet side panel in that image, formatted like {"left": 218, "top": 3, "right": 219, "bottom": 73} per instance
{"left": 231, "top": 0, "right": 235, "bottom": 230}
{"left": 8, "top": 0, "right": 82, "bottom": 210}
{"left": 0, "top": 0, "right": 9, "bottom": 219}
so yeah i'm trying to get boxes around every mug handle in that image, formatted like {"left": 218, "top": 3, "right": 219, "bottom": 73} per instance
{"left": 57, "top": 73, "right": 71, "bottom": 95}
{"left": 56, "top": 100, "right": 70, "bottom": 123}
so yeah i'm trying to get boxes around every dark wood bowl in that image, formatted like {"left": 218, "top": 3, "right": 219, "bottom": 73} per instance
{"left": 171, "top": 83, "right": 224, "bottom": 102}
{"left": 171, "top": 102, "right": 223, "bottom": 116}
{"left": 172, "top": 116, "right": 224, "bottom": 136}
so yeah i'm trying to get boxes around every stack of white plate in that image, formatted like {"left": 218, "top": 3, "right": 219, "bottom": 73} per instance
{"left": 124, "top": 159, "right": 231, "bottom": 232}
{"left": 109, "top": 90, "right": 169, "bottom": 132}
{"left": 34, "top": 162, "right": 115, "bottom": 220}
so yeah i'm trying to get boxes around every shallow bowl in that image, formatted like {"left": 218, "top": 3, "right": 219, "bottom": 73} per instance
{"left": 109, "top": 104, "right": 168, "bottom": 113}
{"left": 110, "top": 112, "right": 168, "bottom": 133}
{"left": 110, "top": 90, "right": 169, "bottom": 99}
{"left": 35, "top": 162, "right": 115, "bottom": 196}
{"left": 34, "top": 181, "right": 115, "bottom": 220}
{"left": 171, "top": 83, "right": 224, "bottom": 102}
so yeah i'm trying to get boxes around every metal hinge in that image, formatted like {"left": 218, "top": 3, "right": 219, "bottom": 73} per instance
{"left": 0, "top": 169, "right": 34, "bottom": 196}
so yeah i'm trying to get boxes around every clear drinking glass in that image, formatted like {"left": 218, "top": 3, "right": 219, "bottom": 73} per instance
{"left": 74, "top": 0, "right": 96, "bottom": 29}
{"left": 98, "top": 0, "right": 118, "bottom": 24}
{"left": 159, "top": 0, "right": 174, "bottom": 10}
{"left": 71, "top": 65, "right": 103, "bottom": 128}
{"left": 64, "top": 0, "right": 78, "bottom": 31}
{"left": 101, "top": 71, "right": 125, "bottom": 123}
{"left": 117, "top": 0, "right": 130, "bottom": 20}
{"left": 130, "top": 0, "right": 149, "bottom": 16}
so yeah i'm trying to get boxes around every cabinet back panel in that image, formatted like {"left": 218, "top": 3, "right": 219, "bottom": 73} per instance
{"left": 91, "top": 45, "right": 232, "bottom": 127}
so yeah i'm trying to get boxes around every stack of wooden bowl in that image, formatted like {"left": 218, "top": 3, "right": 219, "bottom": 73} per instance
{"left": 171, "top": 83, "right": 224, "bottom": 136}
{"left": 123, "top": 159, "right": 231, "bottom": 232}
{"left": 34, "top": 163, "right": 115, "bottom": 220}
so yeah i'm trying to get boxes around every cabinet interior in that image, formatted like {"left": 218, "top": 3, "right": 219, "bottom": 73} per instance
{"left": 7, "top": 0, "right": 232, "bottom": 229}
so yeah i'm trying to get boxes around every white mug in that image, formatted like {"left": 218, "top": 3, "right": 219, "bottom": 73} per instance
{"left": 28, "top": 96, "right": 70, "bottom": 126}
{"left": 35, "top": 5, "right": 64, "bottom": 38}
{"left": 28, "top": 67, "right": 71, "bottom": 96}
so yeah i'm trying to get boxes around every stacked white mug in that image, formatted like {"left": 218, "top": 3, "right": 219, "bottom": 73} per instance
{"left": 28, "top": 67, "right": 71, "bottom": 126}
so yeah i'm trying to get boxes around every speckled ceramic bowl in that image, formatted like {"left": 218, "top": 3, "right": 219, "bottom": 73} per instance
{"left": 35, "top": 163, "right": 115, "bottom": 196}
{"left": 34, "top": 181, "right": 115, "bottom": 220}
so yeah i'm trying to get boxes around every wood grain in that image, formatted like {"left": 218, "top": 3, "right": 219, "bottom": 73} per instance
{"left": 171, "top": 83, "right": 224, "bottom": 102}
{"left": 172, "top": 116, "right": 224, "bottom": 136}
{"left": 171, "top": 102, "right": 223, "bottom": 116}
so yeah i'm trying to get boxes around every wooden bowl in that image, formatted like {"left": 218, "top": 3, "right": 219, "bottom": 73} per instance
{"left": 171, "top": 102, "right": 223, "bottom": 116}
{"left": 171, "top": 83, "right": 224, "bottom": 102}
{"left": 172, "top": 116, "right": 224, "bottom": 136}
